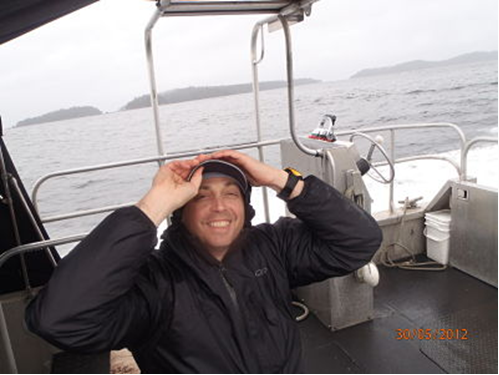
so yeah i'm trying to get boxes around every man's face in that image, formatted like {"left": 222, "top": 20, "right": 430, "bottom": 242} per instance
{"left": 182, "top": 177, "right": 245, "bottom": 259}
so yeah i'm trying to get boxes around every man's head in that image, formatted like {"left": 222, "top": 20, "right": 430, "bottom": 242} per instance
{"left": 180, "top": 160, "right": 252, "bottom": 259}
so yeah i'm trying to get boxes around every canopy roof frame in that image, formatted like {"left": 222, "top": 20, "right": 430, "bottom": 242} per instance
{"left": 144, "top": 0, "right": 322, "bottom": 162}
{"left": 154, "top": 0, "right": 316, "bottom": 17}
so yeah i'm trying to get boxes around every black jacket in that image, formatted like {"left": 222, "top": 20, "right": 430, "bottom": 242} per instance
{"left": 25, "top": 175, "right": 382, "bottom": 373}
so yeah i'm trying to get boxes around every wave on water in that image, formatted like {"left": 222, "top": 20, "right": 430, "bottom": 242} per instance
{"left": 73, "top": 178, "right": 102, "bottom": 189}
{"left": 406, "top": 89, "right": 438, "bottom": 95}
{"left": 406, "top": 81, "right": 495, "bottom": 96}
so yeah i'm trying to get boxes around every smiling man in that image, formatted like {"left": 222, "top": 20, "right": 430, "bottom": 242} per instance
{"left": 26, "top": 149, "right": 382, "bottom": 373}
{"left": 180, "top": 160, "right": 248, "bottom": 260}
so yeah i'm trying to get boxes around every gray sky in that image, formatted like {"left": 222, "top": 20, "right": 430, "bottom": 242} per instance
{"left": 0, "top": 0, "right": 497, "bottom": 128}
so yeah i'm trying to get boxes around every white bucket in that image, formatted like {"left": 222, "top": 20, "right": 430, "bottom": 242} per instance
{"left": 425, "top": 209, "right": 451, "bottom": 227}
{"left": 424, "top": 210, "right": 451, "bottom": 265}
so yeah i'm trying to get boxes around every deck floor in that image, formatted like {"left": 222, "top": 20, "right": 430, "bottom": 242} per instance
{"left": 299, "top": 263, "right": 498, "bottom": 373}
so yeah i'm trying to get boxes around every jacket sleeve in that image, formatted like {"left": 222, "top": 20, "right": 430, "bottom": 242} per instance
{"left": 267, "top": 175, "right": 382, "bottom": 288}
{"left": 25, "top": 206, "right": 171, "bottom": 353}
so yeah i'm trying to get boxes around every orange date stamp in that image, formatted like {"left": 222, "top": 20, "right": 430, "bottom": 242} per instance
{"left": 395, "top": 328, "right": 469, "bottom": 340}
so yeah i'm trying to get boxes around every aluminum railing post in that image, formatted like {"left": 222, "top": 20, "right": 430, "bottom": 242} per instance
{"left": 0, "top": 143, "right": 32, "bottom": 294}
{"left": 0, "top": 306, "right": 18, "bottom": 374}
{"left": 461, "top": 137, "right": 498, "bottom": 180}
{"left": 251, "top": 20, "right": 274, "bottom": 224}
{"left": 278, "top": 15, "right": 322, "bottom": 158}
{"left": 9, "top": 176, "right": 57, "bottom": 267}
{"left": 389, "top": 130, "right": 395, "bottom": 213}
{"left": 145, "top": 8, "right": 165, "bottom": 166}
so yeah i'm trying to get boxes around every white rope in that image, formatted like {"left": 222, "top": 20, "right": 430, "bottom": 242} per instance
{"left": 381, "top": 197, "right": 447, "bottom": 271}
{"left": 292, "top": 301, "right": 310, "bottom": 322}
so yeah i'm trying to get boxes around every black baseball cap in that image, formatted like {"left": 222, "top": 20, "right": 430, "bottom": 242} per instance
{"left": 187, "top": 159, "right": 249, "bottom": 194}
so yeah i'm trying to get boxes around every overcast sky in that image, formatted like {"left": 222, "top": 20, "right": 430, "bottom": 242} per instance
{"left": 0, "top": 0, "right": 497, "bottom": 128}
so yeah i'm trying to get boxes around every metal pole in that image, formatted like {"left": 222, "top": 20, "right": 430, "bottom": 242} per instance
{"left": 42, "top": 202, "right": 135, "bottom": 224}
{"left": 278, "top": 15, "right": 322, "bottom": 158}
{"left": 0, "top": 234, "right": 87, "bottom": 270}
{"left": 461, "top": 137, "right": 498, "bottom": 181}
{"left": 326, "top": 150, "right": 336, "bottom": 187}
{"left": 0, "top": 305, "right": 18, "bottom": 374}
{"left": 145, "top": 7, "right": 165, "bottom": 165}
{"left": 32, "top": 138, "right": 284, "bottom": 221}
{"left": 389, "top": 130, "right": 395, "bottom": 213}
{"left": 336, "top": 122, "right": 466, "bottom": 150}
{"left": 0, "top": 143, "right": 32, "bottom": 295}
{"left": 8, "top": 176, "right": 57, "bottom": 267}
{"left": 251, "top": 20, "right": 274, "bottom": 223}
{"left": 372, "top": 155, "right": 461, "bottom": 177}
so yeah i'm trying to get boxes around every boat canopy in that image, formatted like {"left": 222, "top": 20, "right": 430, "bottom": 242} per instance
{"left": 150, "top": 0, "right": 318, "bottom": 17}
{"left": 0, "top": 1, "right": 318, "bottom": 46}
{"left": 0, "top": 0, "right": 97, "bottom": 45}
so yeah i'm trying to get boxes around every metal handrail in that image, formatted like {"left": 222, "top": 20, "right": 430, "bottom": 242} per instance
{"left": 337, "top": 122, "right": 467, "bottom": 151}
{"left": 0, "top": 142, "right": 31, "bottom": 290}
{"left": 325, "top": 150, "right": 336, "bottom": 187}
{"left": 372, "top": 154, "right": 461, "bottom": 176}
{"left": 0, "top": 306, "right": 17, "bottom": 373}
{"left": 32, "top": 139, "right": 284, "bottom": 222}
{"left": 251, "top": 16, "right": 278, "bottom": 223}
{"left": 32, "top": 123, "right": 469, "bottom": 222}
{"left": 461, "top": 137, "right": 498, "bottom": 179}
{"left": 145, "top": 7, "right": 165, "bottom": 161}
{"left": 0, "top": 234, "right": 87, "bottom": 270}
{"left": 16, "top": 124, "right": 494, "bottom": 261}
{"left": 249, "top": 10, "right": 323, "bottom": 220}
{"left": 32, "top": 123, "right": 470, "bottom": 221}
{"left": 9, "top": 176, "right": 57, "bottom": 266}
{"left": 42, "top": 202, "right": 135, "bottom": 224}
{"left": 337, "top": 122, "right": 467, "bottom": 212}
{"left": 278, "top": 14, "right": 322, "bottom": 158}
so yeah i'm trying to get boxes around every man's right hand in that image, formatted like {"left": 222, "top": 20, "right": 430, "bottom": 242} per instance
{"left": 136, "top": 159, "right": 204, "bottom": 226}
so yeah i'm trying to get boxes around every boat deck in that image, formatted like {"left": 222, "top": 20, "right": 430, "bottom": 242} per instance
{"left": 299, "top": 260, "right": 498, "bottom": 373}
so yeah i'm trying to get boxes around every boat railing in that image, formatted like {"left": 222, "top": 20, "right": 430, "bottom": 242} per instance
{"left": 336, "top": 122, "right": 468, "bottom": 213}
{"left": 31, "top": 139, "right": 284, "bottom": 223}
{"left": 31, "top": 122, "right": 489, "bottom": 224}
{"left": 461, "top": 137, "right": 498, "bottom": 179}
{"left": 0, "top": 234, "right": 87, "bottom": 270}
{"left": 0, "top": 123, "right": 494, "bottom": 268}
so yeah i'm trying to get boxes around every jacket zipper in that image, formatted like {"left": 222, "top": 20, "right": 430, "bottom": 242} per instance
{"left": 219, "top": 266, "right": 239, "bottom": 312}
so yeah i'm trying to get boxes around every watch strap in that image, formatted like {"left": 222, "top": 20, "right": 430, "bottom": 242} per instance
{"left": 277, "top": 168, "right": 303, "bottom": 200}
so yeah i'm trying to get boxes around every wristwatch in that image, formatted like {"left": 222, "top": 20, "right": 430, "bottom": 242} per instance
{"left": 277, "top": 167, "right": 303, "bottom": 200}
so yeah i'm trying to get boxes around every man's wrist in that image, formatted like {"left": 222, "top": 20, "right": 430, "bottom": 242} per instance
{"left": 269, "top": 170, "right": 289, "bottom": 193}
{"left": 270, "top": 169, "right": 304, "bottom": 200}
{"left": 136, "top": 187, "right": 176, "bottom": 227}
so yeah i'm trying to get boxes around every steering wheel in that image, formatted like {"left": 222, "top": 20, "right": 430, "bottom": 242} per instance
{"left": 349, "top": 132, "right": 395, "bottom": 184}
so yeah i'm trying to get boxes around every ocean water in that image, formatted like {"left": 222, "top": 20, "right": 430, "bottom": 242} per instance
{"left": 4, "top": 60, "right": 498, "bottom": 254}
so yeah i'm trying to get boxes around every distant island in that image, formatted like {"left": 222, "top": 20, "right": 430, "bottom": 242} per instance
{"left": 16, "top": 79, "right": 320, "bottom": 127}
{"left": 17, "top": 106, "right": 102, "bottom": 127}
{"left": 351, "top": 51, "right": 497, "bottom": 79}
{"left": 121, "top": 79, "right": 320, "bottom": 111}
